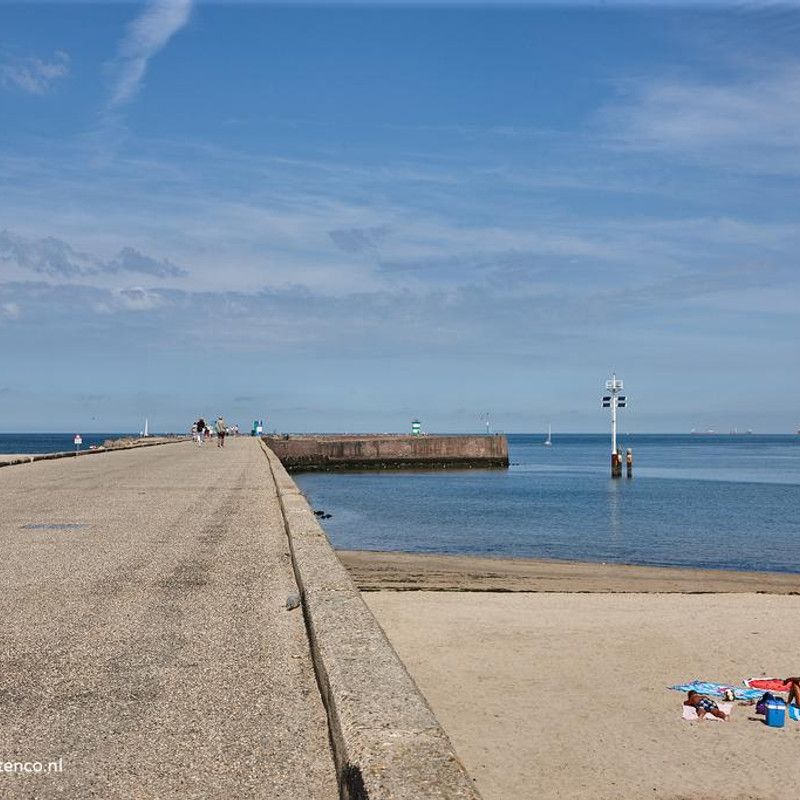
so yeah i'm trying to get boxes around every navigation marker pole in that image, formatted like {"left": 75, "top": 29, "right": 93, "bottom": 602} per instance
{"left": 602, "top": 373, "right": 627, "bottom": 478}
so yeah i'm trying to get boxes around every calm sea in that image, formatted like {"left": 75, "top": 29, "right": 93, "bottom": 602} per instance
{"left": 0, "top": 433, "right": 130, "bottom": 454}
{"left": 294, "top": 434, "right": 800, "bottom": 573}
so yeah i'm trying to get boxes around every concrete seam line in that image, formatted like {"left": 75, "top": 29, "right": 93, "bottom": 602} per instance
{"left": 259, "top": 440, "right": 352, "bottom": 799}
{"left": 259, "top": 439, "right": 483, "bottom": 800}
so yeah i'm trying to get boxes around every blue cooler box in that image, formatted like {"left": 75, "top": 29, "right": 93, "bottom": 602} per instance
{"left": 765, "top": 698, "right": 786, "bottom": 728}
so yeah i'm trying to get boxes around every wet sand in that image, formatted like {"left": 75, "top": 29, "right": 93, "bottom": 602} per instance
{"left": 365, "top": 591, "right": 800, "bottom": 800}
{"left": 339, "top": 549, "right": 800, "bottom": 593}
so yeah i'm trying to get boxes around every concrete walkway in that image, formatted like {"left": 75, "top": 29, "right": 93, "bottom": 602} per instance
{"left": 0, "top": 438, "right": 338, "bottom": 799}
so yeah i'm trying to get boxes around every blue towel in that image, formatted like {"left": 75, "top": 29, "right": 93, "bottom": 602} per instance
{"left": 669, "top": 680, "right": 763, "bottom": 701}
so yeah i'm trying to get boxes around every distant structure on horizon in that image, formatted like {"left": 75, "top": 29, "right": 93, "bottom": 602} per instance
{"left": 690, "top": 428, "right": 753, "bottom": 435}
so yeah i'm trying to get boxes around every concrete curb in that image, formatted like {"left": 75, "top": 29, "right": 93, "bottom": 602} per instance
{"left": 261, "top": 441, "right": 483, "bottom": 800}
{"left": 0, "top": 437, "right": 187, "bottom": 469}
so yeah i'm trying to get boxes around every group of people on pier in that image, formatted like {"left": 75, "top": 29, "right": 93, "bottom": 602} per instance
{"left": 191, "top": 416, "right": 236, "bottom": 447}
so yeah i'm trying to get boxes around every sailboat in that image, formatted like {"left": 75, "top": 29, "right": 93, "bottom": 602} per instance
{"left": 543, "top": 424, "right": 552, "bottom": 447}
{"left": 141, "top": 418, "right": 149, "bottom": 438}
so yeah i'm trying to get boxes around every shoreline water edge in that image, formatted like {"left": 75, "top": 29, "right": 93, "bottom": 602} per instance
{"left": 338, "top": 549, "right": 800, "bottom": 592}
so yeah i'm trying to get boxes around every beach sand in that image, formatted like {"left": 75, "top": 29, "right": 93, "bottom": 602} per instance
{"left": 350, "top": 553, "right": 800, "bottom": 799}
{"left": 339, "top": 549, "right": 800, "bottom": 593}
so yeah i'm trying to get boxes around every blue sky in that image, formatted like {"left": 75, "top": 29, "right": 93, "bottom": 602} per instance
{"left": 1, "top": 1, "right": 799, "bottom": 433}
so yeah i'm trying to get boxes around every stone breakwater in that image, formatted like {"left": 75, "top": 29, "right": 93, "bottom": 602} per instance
{"left": 0, "top": 436, "right": 184, "bottom": 468}
{"left": 262, "top": 434, "right": 509, "bottom": 472}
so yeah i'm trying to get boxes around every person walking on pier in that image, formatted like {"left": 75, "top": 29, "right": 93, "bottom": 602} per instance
{"left": 215, "top": 416, "right": 227, "bottom": 448}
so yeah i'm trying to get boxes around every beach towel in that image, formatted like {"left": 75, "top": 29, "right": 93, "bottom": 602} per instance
{"left": 670, "top": 681, "right": 763, "bottom": 701}
{"left": 744, "top": 677, "right": 793, "bottom": 693}
{"left": 682, "top": 702, "right": 733, "bottom": 722}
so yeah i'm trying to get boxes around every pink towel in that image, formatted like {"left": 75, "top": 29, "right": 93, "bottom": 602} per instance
{"left": 682, "top": 702, "right": 733, "bottom": 721}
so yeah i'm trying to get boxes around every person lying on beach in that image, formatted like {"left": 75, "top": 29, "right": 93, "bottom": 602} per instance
{"left": 784, "top": 677, "right": 800, "bottom": 707}
{"left": 684, "top": 690, "right": 729, "bottom": 720}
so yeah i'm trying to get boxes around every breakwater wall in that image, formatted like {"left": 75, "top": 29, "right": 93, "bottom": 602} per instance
{"left": 0, "top": 436, "right": 185, "bottom": 469}
{"left": 262, "top": 434, "right": 509, "bottom": 471}
{"left": 260, "top": 441, "right": 482, "bottom": 799}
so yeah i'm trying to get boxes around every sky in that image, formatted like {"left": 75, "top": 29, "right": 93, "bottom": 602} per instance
{"left": 1, "top": 1, "right": 799, "bottom": 433}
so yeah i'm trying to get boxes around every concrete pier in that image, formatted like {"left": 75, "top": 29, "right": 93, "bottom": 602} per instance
{"left": 263, "top": 433, "right": 509, "bottom": 471}
{"left": 0, "top": 438, "right": 337, "bottom": 799}
{"left": 0, "top": 437, "right": 479, "bottom": 799}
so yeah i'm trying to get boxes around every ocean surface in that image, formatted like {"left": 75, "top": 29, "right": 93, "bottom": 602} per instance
{"left": 0, "top": 433, "right": 129, "bottom": 454}
{"left": 294, "top": 434, "right": 800, "bottom": 574}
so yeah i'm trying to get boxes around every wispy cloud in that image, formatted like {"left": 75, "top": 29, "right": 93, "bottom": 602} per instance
{"left": 115, "top": 286, "right": 169, "bottom": 311}
{"left": 4, "top": 134, "right": 800, "bottom": 302}
{"left": 108, "top": 0, "right": 192, "bottom": 109}
{"left": 111, "top": 246, "right": 188, "bottom": 278}
{"left": 1, "top": 51, "right": 70, "bottom": 94}
{"left": 0, "top": 230, "right": 188, "bottom": 279}
{"left": 599, "top": 60, "right": 800, "bottom": 172}
{"left": 1, "top": 302, "right": 21, "bottom": 320}
{"left": 328, "top": 226, "right": 390, "bottom": 254}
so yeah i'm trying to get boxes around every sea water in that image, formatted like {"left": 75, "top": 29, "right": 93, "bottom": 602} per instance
{"left": 0, "top": 433, "right": 129, "bottom": 454}
{"left": 294, "top": 434, "right": 800, "bottom": 573}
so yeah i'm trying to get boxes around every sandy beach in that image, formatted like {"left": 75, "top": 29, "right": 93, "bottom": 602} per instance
{"left": 347, "top": 553, "right": 800, "bottom": 799}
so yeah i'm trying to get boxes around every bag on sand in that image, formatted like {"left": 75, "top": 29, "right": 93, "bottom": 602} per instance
{"left": 756, "top": 692, "right": 775, "bottom": 716}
